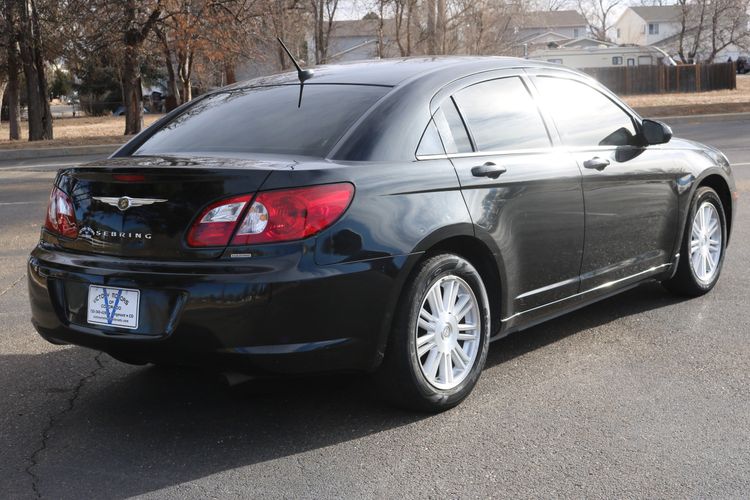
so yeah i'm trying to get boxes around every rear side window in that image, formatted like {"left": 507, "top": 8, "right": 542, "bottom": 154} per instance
{"left": 533, "top": 77, "right": 637, "bottom": 147}
{"left": 433, "top": 99, "right": 473, "bottom": 154}
{"left": 453, "top": 77, "right": 551, "bottom": 152}
{"left": 134, "top": 84, "right": 389, "bottom": 158}
{"left": 416, "top": 119, "right": 444, "bottom": 156}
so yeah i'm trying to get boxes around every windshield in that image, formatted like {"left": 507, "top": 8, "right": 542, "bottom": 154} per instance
{"left": 133, "top": 84, "right": 390, "bottom": 158}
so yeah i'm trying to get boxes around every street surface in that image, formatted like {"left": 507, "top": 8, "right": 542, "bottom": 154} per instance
{"left": 1, "top": 114, "right": 749, "bottom": 498}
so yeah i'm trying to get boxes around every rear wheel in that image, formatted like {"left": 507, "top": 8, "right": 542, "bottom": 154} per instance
{"left": 375, "top": 253, "right": 490, "bottom": 412}
{"left": 663, "top": 186, "right": 727, "bottom": 296}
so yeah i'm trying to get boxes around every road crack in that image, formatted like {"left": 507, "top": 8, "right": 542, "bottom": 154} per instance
{"left": 24, "top": 352, "right": 106, "bottom": 498}
{"left": 0, "top": 273, "right": 25, "bottom": 299}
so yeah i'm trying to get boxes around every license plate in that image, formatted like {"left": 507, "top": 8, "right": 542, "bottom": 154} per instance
{"left": 87, "top": 285, "right": 140, "bottom": 329}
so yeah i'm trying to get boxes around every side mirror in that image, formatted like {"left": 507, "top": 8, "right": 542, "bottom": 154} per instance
{"left": 641, "top": 119, "right": 672, "bottom": 145}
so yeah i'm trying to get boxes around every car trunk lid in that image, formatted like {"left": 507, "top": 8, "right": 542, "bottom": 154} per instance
{"left": 51, "top": 155, "right": 292, "bottom": 259}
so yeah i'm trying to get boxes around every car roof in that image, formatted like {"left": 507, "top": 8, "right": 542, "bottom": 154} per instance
{"left": 229, "top": 56, "right": 572, "bottom": 89}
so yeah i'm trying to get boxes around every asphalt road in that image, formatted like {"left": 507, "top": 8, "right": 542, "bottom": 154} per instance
{"left": 1, "top": 115, "right": 749, "bottom": 499}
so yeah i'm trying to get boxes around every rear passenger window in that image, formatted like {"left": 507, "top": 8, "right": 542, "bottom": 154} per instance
{"left": 416, "top": 119, "right": 444, "bottom": 156}
{"left": 433, "top": 99, "right": 473, "bottom": 154}
{"left": 533, "top": 77, "right": 637, "bottom": 147}
{"left": 453, "top": 77, "right": 551, "bottom": 152}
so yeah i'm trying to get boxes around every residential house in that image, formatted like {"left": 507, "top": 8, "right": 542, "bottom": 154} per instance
{"left": 614, "top": 6, "right": 682, "bottom": 47}
{"left": 308, "top": 19, "right": 400, "bottom": 63}
{"left": 511, "top": 10, "right": 590, "bottom": 56}
{"left": 613, "top": 5, "right": 747, "bottom": 61}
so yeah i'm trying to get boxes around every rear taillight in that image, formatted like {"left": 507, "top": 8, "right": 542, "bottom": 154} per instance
{"left": 186, "top": 194, "right": 252, "bottom": 247}
{"left": 44, "top": 187, "right": 78, "bottom": 239}
{"left": 186, "top": 183, "right": 354, "bottom": 248}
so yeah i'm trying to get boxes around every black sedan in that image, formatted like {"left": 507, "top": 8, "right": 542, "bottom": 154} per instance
{"left": 29, "top": 57, "right": 737, "bottom": 411}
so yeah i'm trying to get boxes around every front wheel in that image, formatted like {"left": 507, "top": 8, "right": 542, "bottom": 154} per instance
{"left": 375, "top": 253, "right": 491, "bottom": 412}
{"left": 663, "top": 186, "right": 727, "bottom": 296}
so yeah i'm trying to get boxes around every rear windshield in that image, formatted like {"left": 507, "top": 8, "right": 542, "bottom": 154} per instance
{"left": 134, "top": 84, "right": 390, "bottom": 158}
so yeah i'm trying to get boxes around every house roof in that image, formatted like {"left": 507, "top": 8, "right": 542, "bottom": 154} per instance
{"left": 328, "top": 19, "right": 397, "bottom": 38}
{"left": 559, "top": 37, "right": 616, "bottom": 48}
{"left": 629, "top": 6, "right": 682, "bottom": 22}
{"left": 518, "top": 10, "right": 588, "bottom": 29}
{"left": 515, "top": 30, "right": 572, "bottom": 45}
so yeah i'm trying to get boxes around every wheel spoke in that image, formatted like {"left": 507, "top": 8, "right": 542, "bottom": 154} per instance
{"left": 440, "top": 352, "right": 453, "bottom": 385}
{"left": 457, "top": 323, "right": 476, "bottom": 332}
{"left": 443, "top": 280, "right": 458, "bottom": 313}
{"left": 453, "top": 344, "right": 470, "bottom": 365}
{"left": 424, "top": 349, "right": 440, "bottom": 381}
{"left": 454, "top": 295, "right": 473, "bottom": 321}
{"left": 427, "top": 285, "right": 443, "bottom": 315}
{"left": 417, "top": 332, "right": 436, "bottom": 349}
{"left": 418, "top": 308, "right": 436, "bottom": 331}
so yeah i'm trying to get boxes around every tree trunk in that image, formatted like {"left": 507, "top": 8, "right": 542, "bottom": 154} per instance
{"left": 4, "top": 0, "right": 21, "bottom": 140}
{"left": 30, "top": 0, "right": 51, "bottom": 138}
{"left": 122, "top": 43, "right": 143, "bottom": 135}
{"left": 18, "top": 0, "right": 51, "bottom": 140}
{"left": 426, "top": 0, "right": 436, "bottom": 54}
{"left": 121, "top": 1, "right": 160, "bottom": 135}
{"left": 156, "top": 28, "right": 181, "bottom": 110}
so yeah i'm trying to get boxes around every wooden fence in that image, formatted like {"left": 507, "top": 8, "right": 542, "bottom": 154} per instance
{"left": 581, "top": 62, "right": 737, "bottom": 95}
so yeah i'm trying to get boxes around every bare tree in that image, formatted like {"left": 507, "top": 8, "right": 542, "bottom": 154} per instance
{"left": 16, "top": 0, "right": 53, "bottom": 140}
{"left": 2, "top": 0, "right": 21, "bottom": 139}
{"left": 675, "top": 0, "right": 749, "bottom": 63}
{"left": 310, "top": 0, "right": 338, "bottom": 63}
{"left": 577, "top": 0, "right": 622, "bottom": 41}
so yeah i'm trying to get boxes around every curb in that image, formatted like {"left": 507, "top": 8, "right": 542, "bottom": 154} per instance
{"left": 0, "top": 144, "right": 121, "bottom": 162}
{"left": 653, "top": 111, "right": 750, "bottom": 123}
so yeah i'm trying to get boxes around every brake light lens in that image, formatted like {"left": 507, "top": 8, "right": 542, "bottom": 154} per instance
{"left": 44, "top": 187, "right": 78, "bottom": 239}
{"left": 232, "top": 184, "right": 354, "bottom": 245}
{"left": 186, "top": 195, "right": 252, "bottom": 247}
{"left": 185, "top": 183, "right": 354, "bottom": 248}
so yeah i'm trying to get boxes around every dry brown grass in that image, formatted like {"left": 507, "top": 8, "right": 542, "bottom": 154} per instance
{"left": 0, "top": 114, "right": 163, "bottom": 149}
{"left": 623, "top": 75, "right": 750, "bottom": 107}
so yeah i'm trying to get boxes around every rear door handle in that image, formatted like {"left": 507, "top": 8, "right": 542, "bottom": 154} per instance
{"left": 583, "top": 157, "right": 610, "bottom": 170}
{"left": 471, "top": 162, "right": 507, "bottom": 179}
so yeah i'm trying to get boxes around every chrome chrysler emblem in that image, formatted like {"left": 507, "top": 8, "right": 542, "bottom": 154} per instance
{"left": 92, "top": 196, "right": 167, "bottom": 212}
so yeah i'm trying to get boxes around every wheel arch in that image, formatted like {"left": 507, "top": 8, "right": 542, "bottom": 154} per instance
{"left": 697, "top": 173, "right": 733, "bottom": 242}
{"left": 372, "top": 228, "right": 506, "bottom": 370}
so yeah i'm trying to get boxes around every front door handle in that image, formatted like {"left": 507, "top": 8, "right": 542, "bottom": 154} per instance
{"left": 583, "top": 157, "right": 610, "bottom": 170}
{"left": 471, "top": 162, "right": 507, "bottom": 179}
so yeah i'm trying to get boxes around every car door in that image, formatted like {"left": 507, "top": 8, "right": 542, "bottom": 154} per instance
{"left": 430, "top": 73, "right": 585, "bottom": 319}
{"left": 530, "top": 72, "right": 681, "bottom": 291}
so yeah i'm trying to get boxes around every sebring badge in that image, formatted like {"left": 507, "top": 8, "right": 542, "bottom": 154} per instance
{"left": 92, "top": 196, "right": 168, "bottom": 211}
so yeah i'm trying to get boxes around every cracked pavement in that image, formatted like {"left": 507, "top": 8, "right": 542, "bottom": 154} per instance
{"left": 1, "top": 115, "right": 749, "bottom": 498}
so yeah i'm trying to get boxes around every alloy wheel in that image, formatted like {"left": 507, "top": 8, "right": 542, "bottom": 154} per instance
{"left": 690, "top": 201, "right": 722, "bottom": 283}
{"left": 415, "top": 275, "right": 481, "bottom": 390}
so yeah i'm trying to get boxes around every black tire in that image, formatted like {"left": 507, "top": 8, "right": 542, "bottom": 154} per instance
{"left": 374, "top": 253, "right": 491, "bottom": 412}
{"left": 663, "top": 186, "right": 727, "bottom": 297}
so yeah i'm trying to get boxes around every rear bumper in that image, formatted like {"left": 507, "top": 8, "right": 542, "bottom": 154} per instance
{"left": 28, "top": 244, "right": 413, "bottom": 374}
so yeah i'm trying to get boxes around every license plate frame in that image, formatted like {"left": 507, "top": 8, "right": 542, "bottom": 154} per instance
{"left": 87, "top": 285, "right": 140, "bottom": 330}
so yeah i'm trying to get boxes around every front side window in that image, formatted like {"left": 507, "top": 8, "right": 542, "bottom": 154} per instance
{"left": 134, "top": 84, "right": 389, "bottom": 158}
{"left": 452, "top": 77, "right": 551, "bottom": 152}
{"left": 533, "top": 76, "right": 637, "bottom": 148}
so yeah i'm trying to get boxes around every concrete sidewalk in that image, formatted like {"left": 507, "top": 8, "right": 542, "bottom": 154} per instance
{"left": 0, "top": 143, "right": 121, "bottom": 162}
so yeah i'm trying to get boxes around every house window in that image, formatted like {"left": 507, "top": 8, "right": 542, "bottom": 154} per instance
{"left": 612, "top": 56, "right": 623, "bottom": 65}
{"left": 573, "top": 28, "right": 580, "bottom": 38}
{"left": 617, "top": 28, "right": 621, "bottom": 39}
{"left": 648, "top": 23, "right": 659, "bottom": 35}
{"left": 627, "top": 58, "right": 635, "bottom": 66}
